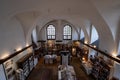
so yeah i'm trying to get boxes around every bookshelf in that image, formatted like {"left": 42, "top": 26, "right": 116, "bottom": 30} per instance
{"left": 17, "top": 53, "right": 34, "bottom": 80}
{"left": 91, "top": 57, "right": 111, "bottom": 80}
{"left": 4, "top": 59, "right": 16, "bottom": 80}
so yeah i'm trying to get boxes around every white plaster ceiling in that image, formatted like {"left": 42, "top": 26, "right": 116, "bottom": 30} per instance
{"left": 0, "top": 0, "right": 120, "bottom": 52}
{"left": 90, "top": 0, "right": 120, "bottom": 52}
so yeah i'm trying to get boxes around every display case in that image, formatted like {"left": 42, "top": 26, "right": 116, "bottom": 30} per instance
{"left": 91, "top": 57, "right": 111, "bottom": 80}
{"left": 29, "top": 55, "right": 34, "bottom": 71}
{"left": 17, "top": 53, "right": 34, "bottom": 80}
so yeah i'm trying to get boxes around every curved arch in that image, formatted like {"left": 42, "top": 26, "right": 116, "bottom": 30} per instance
{"left": 1, "top": 0, "right": 115, "bottom": 53}
{"left": 23, "top": 14, "right": 115, "bottom": 55}
{"left": 36, "top": 18, "right": 80, "bottom": 40}
{"left": 26, "top": 15, "right": 90, "bottom": 45}
{"left": 91, "top": 20, "right": 115, "bottom": 53}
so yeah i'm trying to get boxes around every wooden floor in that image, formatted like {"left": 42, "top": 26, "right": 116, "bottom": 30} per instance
{"left": 27, "top": 56, "right": 94, "bottom": 80}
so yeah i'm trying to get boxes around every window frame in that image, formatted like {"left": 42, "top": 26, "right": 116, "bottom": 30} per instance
{"left": 63, "top": 24, "right": 72, "bottom": 40}
{"left": 46, "top": 24, "right": 56, "bottom": 40}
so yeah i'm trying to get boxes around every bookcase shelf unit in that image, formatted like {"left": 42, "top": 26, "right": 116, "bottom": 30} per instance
{"left": 17, "top": 53, "right": 34, "bottom": 80}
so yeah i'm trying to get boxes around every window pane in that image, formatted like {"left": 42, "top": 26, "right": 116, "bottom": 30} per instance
{"left": 47, "top": 25, "right": 56, "bottom": 39}
{"left": 63, "top": 25, "right": 72, "bottom": 39}
{"left": 52, "top": 36, "right": 55, "bottom": 39}
{"left": 68, "top": 36, "right": 71, "bottom": 39}
{"left": 48, "top": 36, "right": 51, "bottom": 39}
{"left": 64, "top": 36, "right": 67, "bottom": 39}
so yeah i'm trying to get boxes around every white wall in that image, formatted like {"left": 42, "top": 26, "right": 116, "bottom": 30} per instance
{"left": 117, "top": 41, "right": 120, "bottom": 55}
{"left": 39, "top": 27, "right": 46, "bottom": 40}
{"left": 38, "top": 20, "right": 78, "bottom": 41}
{"left": 113, "top": 62, "right": 120, "bottom": 80}
{"left": 32, "top": 28, "right": 38, "bottom": 45}
{"left": 72, "top": 31, "right": 78, "bottom": 40}
{"left": 0, "top": 17, "right": 27, "bottom": 59}
{"left": 0, "top": 17, "right": 33, "bottom": 80}
{"left": 0, "top": 0, "right": 117, "bottom": 54}
{"left": 0, "top": 64, "right": 6, "bottom": 80}
{"left": 88, "top": 25, "right": 99, "bottom": 59}
{"left": 80, "top": 29, "right": 85, "bottom": 40}
{"left": 90, "top": 25, "right": 99, "bottom": 44}
{"left": 0, "top": 16, "right": 33, "bottom": 65}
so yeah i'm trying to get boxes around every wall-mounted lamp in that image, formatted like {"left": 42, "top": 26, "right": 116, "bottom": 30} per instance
{"left": 17, "top": 48, "right": 22, "bottom": 51}
{"left": 84, "top": 41, "right": 88, "bottom": 44}
{"left": 26, "top": 43, "right": 29, "bottom": 47}
{"left": 0, "top": 52, "right": 9, "bottom": 59}
{"left": 112, "top": 52, "right": 117, "bottom": 57}
{"left": 49, "top": 43, "right": 52, "bottom": 47}
{"left": 93, "top": 45, "right": 96, "bottom": 48}
{"left": 85, "top": 51, "right": 88, "bottom": 54}
{"left": 72, "top": 48, "right": 76, "bottom": 52}
{"left": 82, "top": 57, "right": 85, "bottom": 61}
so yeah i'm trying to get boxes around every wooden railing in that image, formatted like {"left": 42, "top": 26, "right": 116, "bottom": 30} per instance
{"left": 0, "top": 44, "right": 33, "bottom": 64}
{"left": 79, "top": 40, "right": 120, "bottom": 64}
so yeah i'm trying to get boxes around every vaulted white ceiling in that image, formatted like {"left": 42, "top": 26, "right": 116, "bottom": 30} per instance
{"left": 0, "top": 0, "right": 120, "bottom": 53}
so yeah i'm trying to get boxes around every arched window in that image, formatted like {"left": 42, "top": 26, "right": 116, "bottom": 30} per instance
{"left": 90, "top": 25, "right": 99, "bottom": 47}
{"left": 80, "top": 29, "right": 85, "bottom": 42}
{"left": 63, "top": 25, "right": 72, "bottom": 40}
{"left": 47, "top": 24, "right": 55, "bottom": 39}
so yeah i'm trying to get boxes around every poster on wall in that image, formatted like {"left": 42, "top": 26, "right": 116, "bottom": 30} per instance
{"left": 4, "top": 59, "right": 16, "bottom": 80}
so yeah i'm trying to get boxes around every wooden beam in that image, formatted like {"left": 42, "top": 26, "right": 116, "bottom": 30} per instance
{"left": 37, "top": 40, "right": 46, "bottom": 42}
{"left": 56, "top": 40, "right": 62, "bottom": 42}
